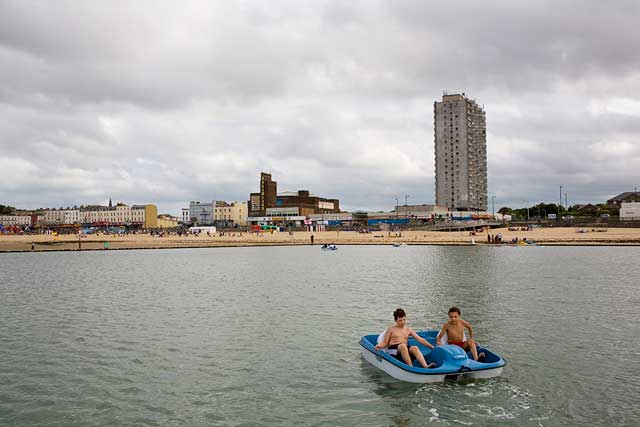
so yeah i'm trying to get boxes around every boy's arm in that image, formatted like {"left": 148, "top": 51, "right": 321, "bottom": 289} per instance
{"left": 436, "top": 324, "right": 447, "bottom": 345}
{"left": 461, "top": 319, "right": 474, "bottom": 340}
{"left": 410, "top": 329, "right": 435, "bottom": 349}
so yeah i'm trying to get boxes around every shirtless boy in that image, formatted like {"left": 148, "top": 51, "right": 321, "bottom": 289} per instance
{"left": 436, "top": 307, "right": 485, "bottom": 361}
{"left": 375, "top": 308, "right": 436, "bottom": 368}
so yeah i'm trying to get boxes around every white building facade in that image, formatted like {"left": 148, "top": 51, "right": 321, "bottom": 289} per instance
{"left": 0, "top": 215, "right": 32, "bottom": 226}
{"left": 620, "top": 202, "right": 640, "bottom": 220}
{"left": 79, "top": 204, "right": 148, "bottom": 225}
{"left": 43, "top": 209, "right": 80, "bottom": 225}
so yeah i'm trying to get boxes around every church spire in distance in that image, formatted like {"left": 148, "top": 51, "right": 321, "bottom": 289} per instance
{"left": 108, "top": 197, "right": 112, "bottom": 208}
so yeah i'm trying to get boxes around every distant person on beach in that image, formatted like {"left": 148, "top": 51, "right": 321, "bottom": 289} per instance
{"left": 375, "top": 308, "right": 436, "bottom": 368}
{"left": 436, "top": 307, "right": 485, "bottom": 361}
{"left": 310, "top": 234, "right": 314, "bottom": 245}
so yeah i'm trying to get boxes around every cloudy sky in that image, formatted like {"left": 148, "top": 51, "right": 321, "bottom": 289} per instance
{"left": 1, "top": 0, "right": 639, "bottom": 214}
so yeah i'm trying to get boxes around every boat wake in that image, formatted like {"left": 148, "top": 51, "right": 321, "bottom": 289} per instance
{"left": 414, "top": 379, "right": 551, "bottom": 426}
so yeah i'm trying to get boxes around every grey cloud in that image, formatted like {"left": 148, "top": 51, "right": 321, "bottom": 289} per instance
{"left": 1, "top": 0, "right": 639, "bottom": 213}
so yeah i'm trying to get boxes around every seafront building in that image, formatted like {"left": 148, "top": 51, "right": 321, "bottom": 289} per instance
{"left": 620, "top": 202, "right": 640, "bottom": 220}
{"left": 79, "top": 203, "right": 157, "bottom": 228}
{"left": 43, "top": 209, "right": 80, "bottom": 225}
{"left": 606, "top": 191, "right": 640, "bottom": 216}
{"left": 189, "top": 201, "right": 215, "bottom": 225}
{"left": 247, "top": 172, "right": 340, "bottom": 226}
{"left": 393, "top": 204, "right": 450, "bottom": 219}
{"left": 0, "top": 203, "right": 158, "bottom": 229}
{"left": 249, "top": 172, "right": 278, "bottom": 217}
{"left": 214, "top": 201, "right": 248, "bottom": 227}
{"left": 85, "top": 204, "right": 157, "bottom": 228}
{"left": 183, "top": 201, "right": 248, "bottom": 226}
{"left": 434, "top": 93, "right": 488, "bottom": 211}
{"left": 157, "top": 214, "right": 180, "bottom": 228}
{"left": 0, "top": 215, "right": 32, "bottom": 226}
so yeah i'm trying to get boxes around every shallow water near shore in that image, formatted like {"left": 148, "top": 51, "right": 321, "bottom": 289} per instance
{"left": 1, "top": 245, "right": 639, "bottom": 426}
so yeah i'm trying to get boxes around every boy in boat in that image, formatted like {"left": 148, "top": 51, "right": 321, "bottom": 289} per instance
{"left": 375, "top": 308, "right": 436, "bottom": 368}
{"left": 436, "top": 307, "right": 485, "bottom": 361}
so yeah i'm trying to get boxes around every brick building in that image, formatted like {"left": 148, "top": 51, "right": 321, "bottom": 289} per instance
{"left": 248, "top": 172, "right": 340, "bottom": 218}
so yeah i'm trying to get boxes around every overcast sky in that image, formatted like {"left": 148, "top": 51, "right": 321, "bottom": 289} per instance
{"left": 1, "top": 0, "right": 639, "bottom": 214}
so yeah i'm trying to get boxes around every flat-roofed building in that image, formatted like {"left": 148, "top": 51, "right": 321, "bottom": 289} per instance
{"left": 27, "top": 203, "right": 158, "bottom": 228}
{"left": 189, "top": 201, "right": 215, "bottom": 225}
{"left": 157, "top": 214, "right": 180, "bottom": 228}
{"left": 266, "top": 207, "right": 300, "bottom": 217}
{"left": 247, "top": 172, "right": 340, "bottom": 220}
{"left": 133, "top": 205, "right": 157, "bottom": 228}
{"left": 77, "top": 203, "right": 157, "bottom": 228}
{"left": 43, "top": 209, "right": 79, "bottom": 225}
{"left": 275, "top": 190, "right": 340, "bottom": 217}
{"left": 434, "top": 93, "right": 487, "bottom": 211}
{"left": 0, "top": 215, "right": 32, "bottom": 226}
{"left": 393, "top": 204, "right": 450, "bottom": 219}
{"left": 249, "top": 172, "right": 277, "bottom": 217}
{"left": 620, "top": 202, "right": 640, "bottom": 220}
{"left": 215, "top": 201, "right": 248, "bottom": 226}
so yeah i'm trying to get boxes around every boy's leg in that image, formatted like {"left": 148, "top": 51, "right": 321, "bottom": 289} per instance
{"left": 409, "top": 346, "right": 436, "bottom": 368}
{"left": 466, "top": 339, "right": 485, "bottom": 361}
{"left": 397, "top": 343, "right": 412, "bottom": 365}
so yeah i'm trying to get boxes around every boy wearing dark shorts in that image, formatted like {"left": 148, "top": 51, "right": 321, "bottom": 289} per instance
{"left": 375, "top": 308, "right": 436, "bottom": 368}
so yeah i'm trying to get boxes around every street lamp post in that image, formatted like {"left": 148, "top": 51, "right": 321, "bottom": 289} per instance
{"left": 491, "top": 195, "right": 495, "bottom": 219}
{"left": 404, "top": 194, "right": 409, "bottom": 220}
{"left": 395, "top": 198, "right": 399, "bottom": 221}
{"left": 538, "top": 203, "right": 541, "bottom": 221}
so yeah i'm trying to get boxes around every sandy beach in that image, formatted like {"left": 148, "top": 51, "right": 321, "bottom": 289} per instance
{"left": 1, "top": 227, "right": 640, "bottom": 252}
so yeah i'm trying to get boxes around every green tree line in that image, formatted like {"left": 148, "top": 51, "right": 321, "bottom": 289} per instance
{"left": 0, "top": 204, "right": 16, "bottom": 215}
{"left": 498, "top": 203, "right": 610, "bottom": 220}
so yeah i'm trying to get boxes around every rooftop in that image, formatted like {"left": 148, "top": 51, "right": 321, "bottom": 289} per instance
{"left": 608, "top": 192, "right": 640, "bottom": 202}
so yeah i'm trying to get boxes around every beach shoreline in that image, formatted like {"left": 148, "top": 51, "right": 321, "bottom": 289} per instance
{"left": 2, "top": 227, "right": 640, "bottom": 252}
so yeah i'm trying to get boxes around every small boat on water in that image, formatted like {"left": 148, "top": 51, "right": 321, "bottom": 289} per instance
{"left": 516, "top": 240, "right": 536, "bottom": 246}
{"left": 360, "top": 330, "right": 506, "bottom": 383}
{"left": 321, "top": 244, "right": 338, "bottom": 251}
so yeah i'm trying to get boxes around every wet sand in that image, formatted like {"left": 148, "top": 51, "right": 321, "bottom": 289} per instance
{"left": 1, "top": 227, "right": 640, "bottom": 252}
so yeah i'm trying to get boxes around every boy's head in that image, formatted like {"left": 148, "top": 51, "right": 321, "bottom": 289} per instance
{"left": 448, "top": 306, "right": 461, "bottom": 322}
{"left": 393, "top": 308, "right": 407, "bottom": 326}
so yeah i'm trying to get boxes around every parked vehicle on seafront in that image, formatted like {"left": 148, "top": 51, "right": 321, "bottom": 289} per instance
{"left": 189, "top": 226, "right": 216, "bottom": 234}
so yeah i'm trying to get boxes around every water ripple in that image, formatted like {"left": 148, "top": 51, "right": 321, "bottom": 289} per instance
{"left": 1, "top": 246, "right": 639, "bottom": 426}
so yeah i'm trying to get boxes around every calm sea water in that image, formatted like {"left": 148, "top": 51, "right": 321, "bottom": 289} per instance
{"left": 1, "top": 245, "right": 639, "bottom": 426}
